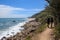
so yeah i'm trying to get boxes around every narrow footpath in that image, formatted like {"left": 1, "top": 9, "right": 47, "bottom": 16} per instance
{"left": 32, "top": 23, "right": 54, "bottom": 40}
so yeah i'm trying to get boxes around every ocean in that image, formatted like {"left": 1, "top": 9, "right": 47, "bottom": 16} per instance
{"left": 0, "top": 18, "right": 28, "bottom": 39}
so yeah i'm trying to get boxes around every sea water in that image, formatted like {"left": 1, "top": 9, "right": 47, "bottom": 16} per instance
{"left": 0, "top": 18, "right": 28, "bottom": 39}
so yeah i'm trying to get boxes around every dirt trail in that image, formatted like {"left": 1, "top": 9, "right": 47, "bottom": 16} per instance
{"left": 32, "top": 23, "right": 54, "bottom": 40}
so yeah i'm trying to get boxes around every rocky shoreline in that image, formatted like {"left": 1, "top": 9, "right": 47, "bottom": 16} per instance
{"left": 1, "top": 19, "right": 41, "bottom": 40}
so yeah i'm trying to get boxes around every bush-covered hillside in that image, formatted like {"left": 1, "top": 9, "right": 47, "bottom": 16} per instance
{"left": 31, "top": 8, "right": 53, "bottom": 23}
{"left": 31, "top": 0, "right": 60, "bottom": 40}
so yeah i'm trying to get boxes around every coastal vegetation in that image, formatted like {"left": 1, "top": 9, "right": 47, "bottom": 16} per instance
{"left": 25, "top": 22, "right": 47, "bottom": 40}
{"left": 10, "top": 0, "right": 60, "bottom": 40}
{"left": 25, "top": 6, "right": 50, "bottom": 40}
{"left": 45, "top": 0, "right": 60, "bottom": 40}
{"left": 1, "top": 0, "right": 60, "bottom": 40}
{"left": 31, "top": 0, "right": 60, "bottom": 40}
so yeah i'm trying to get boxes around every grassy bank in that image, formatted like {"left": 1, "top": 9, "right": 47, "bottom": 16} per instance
{"left": 25, "top": 8, "right": 49, "bottom": 40}
{"left": 25, "top": 23, "right": 47, "bottom": 40}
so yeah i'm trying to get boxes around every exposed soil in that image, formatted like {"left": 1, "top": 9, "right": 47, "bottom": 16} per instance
{"left": 32, "top": 23, "right": 54, "bottom": 40}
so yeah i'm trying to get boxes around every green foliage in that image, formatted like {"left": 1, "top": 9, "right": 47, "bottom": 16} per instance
{"left": 45, "top": 0, "right": 60, "bottom": 40}
{"left": 35, "top": 24, "right": 47, "bottom": 33}
{"left": 54, "top": 23, "right": 60, "bottom": 40}
{"left": 25, "top": 36, "right": 31, "bottom": 40}
{"left": 45, "top": 0, "right": 60, "bottom": 23}
{"left": 31, "top": 9, "right": 51, "bottom": 23}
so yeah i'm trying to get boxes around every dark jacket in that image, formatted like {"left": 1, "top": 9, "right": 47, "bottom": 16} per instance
{"left": 47, "top": 18, "right": 50, "bottom": 24}
{"left": 46, "top": 17, "right": 53, "bottom": 24}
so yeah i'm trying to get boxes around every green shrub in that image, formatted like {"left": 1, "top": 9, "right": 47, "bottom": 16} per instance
{"left": 35, "top": 24, "right": 47, "bottom": 33}
{"left": 55, "top": 23, "right": 60, "bottom": 40}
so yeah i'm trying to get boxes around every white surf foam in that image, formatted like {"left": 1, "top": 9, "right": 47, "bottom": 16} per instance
{"left": 0, "top": 20, "right": 29, "bottom": 39}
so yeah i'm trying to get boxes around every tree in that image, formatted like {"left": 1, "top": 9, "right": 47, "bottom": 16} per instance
{"left": 45, "top": 0, "right": 60, "bottom": 24}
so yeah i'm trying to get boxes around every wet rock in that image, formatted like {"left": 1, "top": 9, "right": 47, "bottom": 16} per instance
{"left": 1, "top": 37, "right": 6, "bottom": 40}
{"left": 13, "top": 20, "right": 16, "bottom": 22}
{"left": 6, "top": 20, "right": 41, "bottom": 40}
